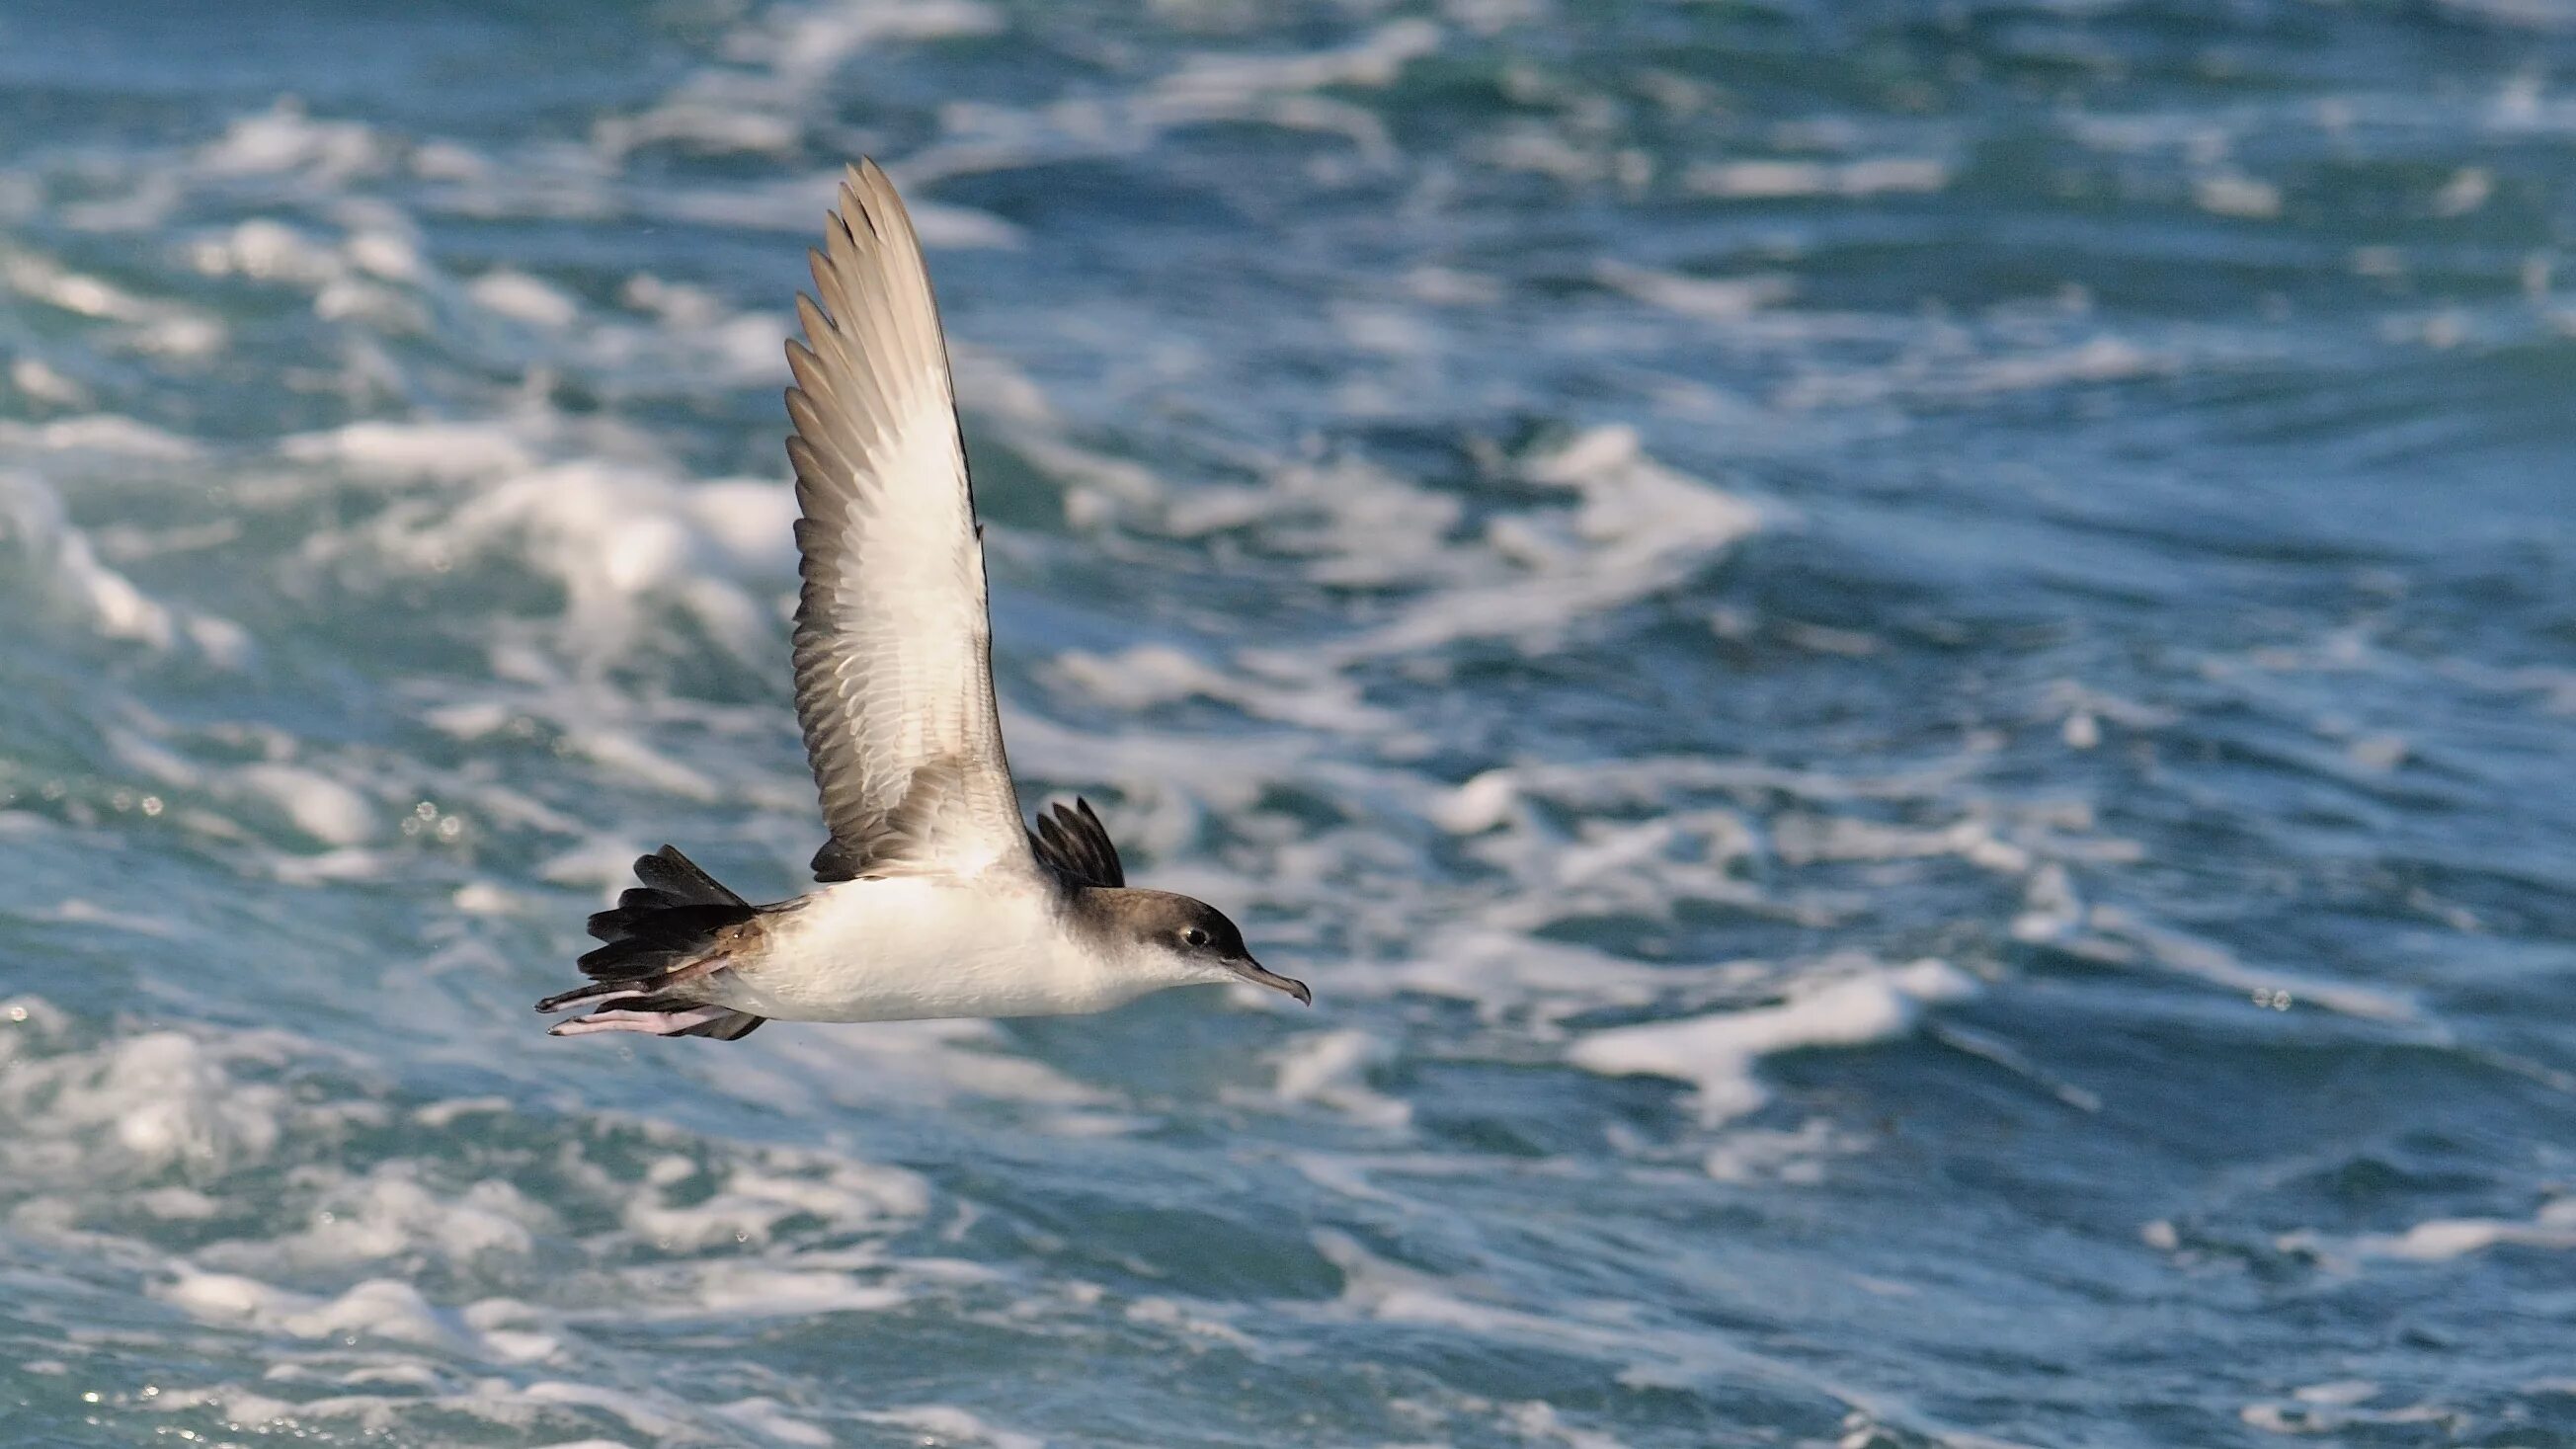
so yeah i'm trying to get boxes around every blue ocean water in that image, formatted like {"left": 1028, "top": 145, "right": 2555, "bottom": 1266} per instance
{"left": 2, "top": 2, "right": 2573, "bottom": 1445}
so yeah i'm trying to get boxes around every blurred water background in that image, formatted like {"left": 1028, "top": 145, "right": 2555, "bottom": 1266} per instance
{"left": 2, "top": 1, "right": 2573, "bottom": 1445}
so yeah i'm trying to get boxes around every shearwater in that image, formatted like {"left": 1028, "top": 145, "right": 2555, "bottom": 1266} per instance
{"left": 535, "top": 161, "right": 1310, "bottom": 1041}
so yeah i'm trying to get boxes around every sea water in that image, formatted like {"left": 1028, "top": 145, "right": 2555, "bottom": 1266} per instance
{"left": 2, "top": 2, "right": 2573, "bottom": 1445}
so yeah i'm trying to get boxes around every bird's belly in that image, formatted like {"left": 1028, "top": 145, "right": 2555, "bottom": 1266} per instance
{"left": 707, "top": 878, "right": 1126, "bottom": 1023}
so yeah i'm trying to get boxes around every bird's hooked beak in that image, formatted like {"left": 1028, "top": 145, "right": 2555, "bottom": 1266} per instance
{"left": 1227, "top": 955, "right": 1312, "bottom": 1006}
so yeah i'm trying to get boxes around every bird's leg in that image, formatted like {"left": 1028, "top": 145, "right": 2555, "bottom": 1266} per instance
{"left": 547, "top": 1004, "right": 733, "bottom": 1037}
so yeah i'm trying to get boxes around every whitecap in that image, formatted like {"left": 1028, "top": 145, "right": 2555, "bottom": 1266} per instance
{"left": 1569, "top": 958, "right": 1978, "bottom": 1126}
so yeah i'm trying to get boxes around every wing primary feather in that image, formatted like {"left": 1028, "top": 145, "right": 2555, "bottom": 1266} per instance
{"left": 782, "top": 159, "right": 1032, "bottom": 882}
{"left": 1028, "top": 796, "right": 1125, "bottom": 888}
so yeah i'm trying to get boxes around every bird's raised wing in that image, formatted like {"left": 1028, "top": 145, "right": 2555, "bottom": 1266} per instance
{"left": 784, "top": 161, "right": 1029, "bottom": 882}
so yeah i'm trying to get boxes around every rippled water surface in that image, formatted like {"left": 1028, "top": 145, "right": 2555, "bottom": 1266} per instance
{"left": 3, "top": 2, "right": 2574, "bottom": 1445}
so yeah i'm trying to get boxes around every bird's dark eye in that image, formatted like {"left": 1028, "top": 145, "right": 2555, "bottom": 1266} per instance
{"left": 1182, "top": 927, "right": 1210, "bottom": 948}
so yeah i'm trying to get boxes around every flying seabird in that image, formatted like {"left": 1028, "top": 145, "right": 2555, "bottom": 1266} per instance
{"left": 535, "top": 161, "right": 1309, "bottom": 1041}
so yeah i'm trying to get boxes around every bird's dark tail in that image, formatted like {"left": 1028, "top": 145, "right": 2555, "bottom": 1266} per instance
{"left": 536, "top": 845, "right": 768, "bottom": 1041}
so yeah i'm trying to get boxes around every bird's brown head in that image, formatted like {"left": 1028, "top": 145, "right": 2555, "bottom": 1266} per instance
{"left": 1094, "top": 889, "right": 1310, "bottom": 1006}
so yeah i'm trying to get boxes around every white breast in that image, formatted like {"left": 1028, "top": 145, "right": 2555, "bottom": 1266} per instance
{"left": 706, "top": 874, "right": 1148, "bottom": 1023}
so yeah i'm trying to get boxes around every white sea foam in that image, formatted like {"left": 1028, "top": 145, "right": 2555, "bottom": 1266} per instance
{"left": 1049, "top": 641, "right": 1394, "bottom": 732}
{"left": 595, "top": 0, "right": 1005, "bottom": 177}
{"left": 0, "top": 470, "right": 252, "bottom": 662}
{"left": 1153, "top": 19, "right": 1438, "bottom": 106}
{"left": 0, "top": 1020, "right": 288, "bottom": 1179}
{"left": 161, "top": 1369, "right": 868, "bottom": 1446}
{"left": 201, "top": 98, "right": 391, "bottom": 184}
{"left": 1699, "top": 1118, "right": 1866, "bottom": 1185}
{"left": 2237, "top": 1385, "right": 2455, "bottom": 1438}
{"left": 204, "top": 1166, "right": 551, "bottom": 1272}
{"left": 715, "top": 1397, "right": 836, "bottom": 1446}
{"left": 329, "top": 454, "right": 798, "bottom": 673}
{"left": 161, "top": 1271, "right": 504, "bottom": 1355}
{"left": 1506, "top": 1400, "right": 1630, "bottom": 1449}
{"left": 1322, "top": 426, "right": 1761, "bottom": 662}
{"left": 2072, "top": 905, "right": 2419, "bottom": 1024}
{"left": 1309, "top": 1229, "right": 1822, "bottom": 1395}
{"left": 0, "top": 998, "right": 1017, "bottom": 1438}
{"left": 702, "top": 1016, "right": 1114, "bottom": 1116}
{"left": 1266, "top": 1028, "right": 1411, "bottom": 1128}
{"left": 1181, "top": 427, "right": 1764, "bottom": 682}
{"left": 234, "top": 763, "right": 378, "bottom": 845}
{"left": 618, "top": 1148, "right": 929, "bottom": 1250}
{"left": 1, "top": 250, "right": 225, "bottom": 354}
{"left": 283, "top": 419, "right": 541, "bottom": 484}
{"left": 468, "top": 270, "right": 581, "bottom": 327}
{"left": 8, "top": 355, "right": 91, "bottom": 407}
{"left": 2285, "top": 1197, "right": 2576, "bottom": 1264}
{"left": 1598, "top": 262, "right": 1797, "bottom": 322}
{"left": 632, "top": 1262, "right": 908, "bottom": 1319}
{"left": 2195, "top": 172, "right": 2284, "bottom": 219}
{"left": 1569, "top": 958, "right": 1977, "bottom": 1126}
{"left": 1684, "top": 156, "right": 1950, "bottom": 200}
{"left": 856, "top": 1404, "right": 1046, "bottom": 1449}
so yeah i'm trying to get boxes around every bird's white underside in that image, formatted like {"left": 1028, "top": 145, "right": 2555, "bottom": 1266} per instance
{"left": 703, "top": 874, "right": 1183, "bottom": 1023}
